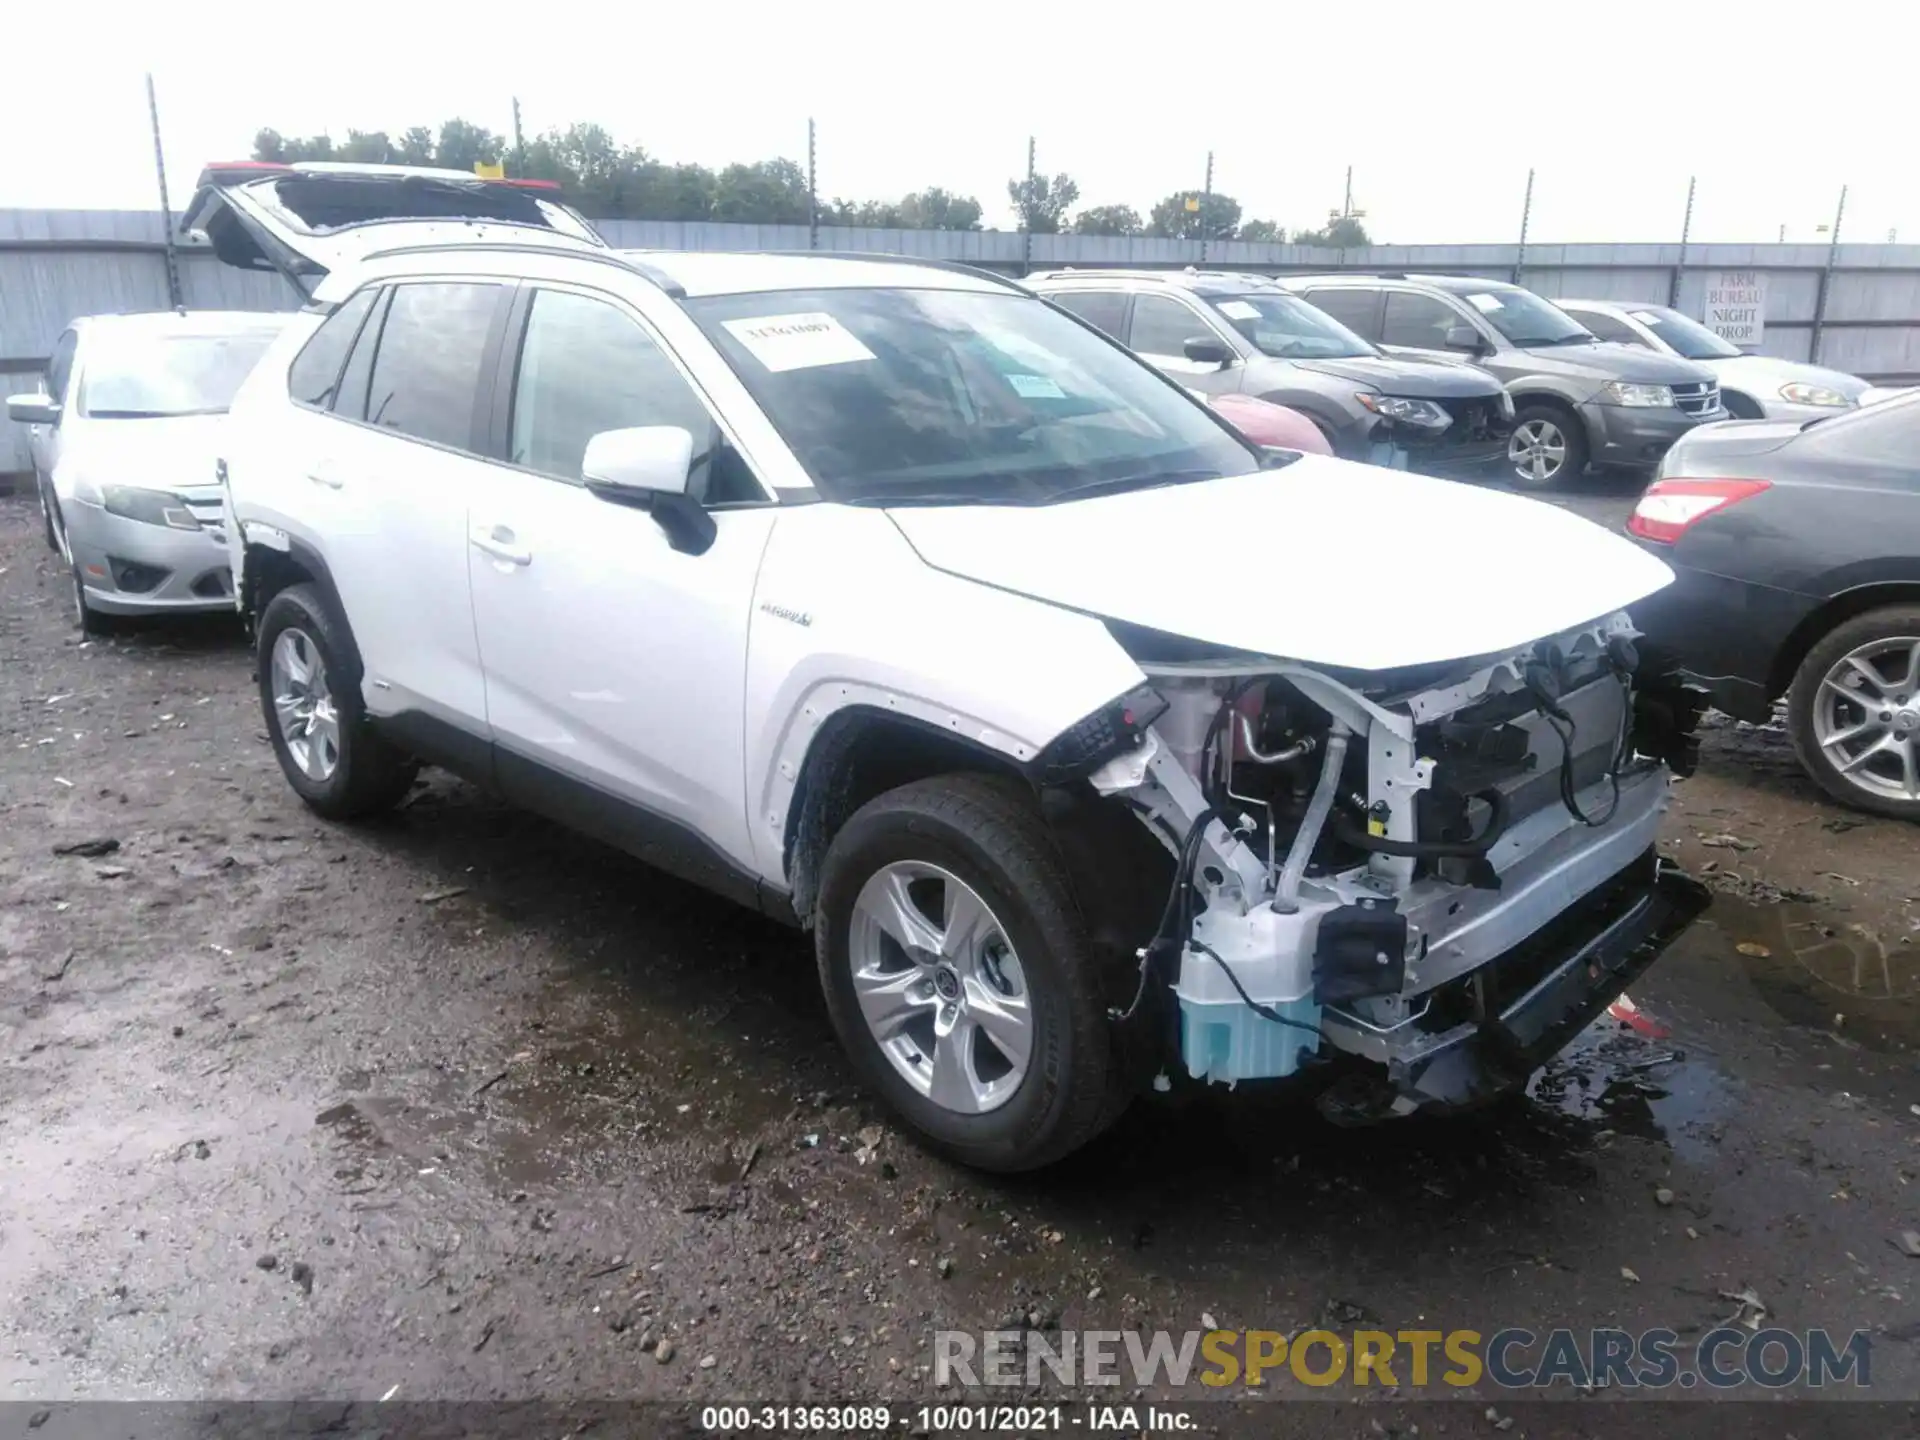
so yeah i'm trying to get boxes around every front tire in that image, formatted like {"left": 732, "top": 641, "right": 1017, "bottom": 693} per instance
{"left": 815, "top": 774, "right": 1127, "bottom": 1171}
{"left": 1788, "top": 606, "right": 1920, "bottom": 821}
{"left": 256, "top": 584, "right": 418, "bottom": 820}
{"left": 1506, "top": 403, "right": 1588, "bottom": 489}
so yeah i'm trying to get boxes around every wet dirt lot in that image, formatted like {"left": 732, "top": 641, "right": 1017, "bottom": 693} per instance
{"left": 6, "top": 482, "right": 1920, "bottom": 1430}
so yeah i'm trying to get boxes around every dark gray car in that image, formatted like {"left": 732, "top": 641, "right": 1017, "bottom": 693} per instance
{"left": 1625, "top": 392, "right": 1920, "bottom": 820}
{"left": 1025, "top": 270, "right": 1513, "bottom": 471}
{"left": 1279, "top": 274, "right": 1724, "bottom": 489}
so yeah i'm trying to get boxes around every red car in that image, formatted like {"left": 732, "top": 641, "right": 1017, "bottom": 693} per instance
{"left": 1203, "top": 391, "right": 1333, "bottom": 455}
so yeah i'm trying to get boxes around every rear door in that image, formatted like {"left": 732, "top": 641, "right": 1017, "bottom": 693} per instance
{"left": 181, "top": 163, "right": 604, "bottom": 299}
{"left": 288, "top": 277, "right": 513, "bottom": 734}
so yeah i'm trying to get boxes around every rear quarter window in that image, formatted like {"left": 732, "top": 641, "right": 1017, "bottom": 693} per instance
{"left": 288, "top": 288, "right": 379, "bottom": 409}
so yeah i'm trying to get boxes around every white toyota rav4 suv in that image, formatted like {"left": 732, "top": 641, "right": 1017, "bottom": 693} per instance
{"left": 198, "top": 162, "right": 1709, "bottom": 1171}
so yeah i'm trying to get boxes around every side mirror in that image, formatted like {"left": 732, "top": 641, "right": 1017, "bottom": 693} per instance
{"left": 581, "top": 425, "right": 715, "bottom": 555}
{"left": 1443, "top": 325, "right": 1486, "bottom": 354}
{"left": 1183, "top": 336, "right": 1234, "bottom": 367}
{"left": 7, "top": 393, "right": 60, "bottom": 426}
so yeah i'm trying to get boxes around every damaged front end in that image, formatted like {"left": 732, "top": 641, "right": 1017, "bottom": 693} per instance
{"left": 1064, "top": 613, "right": 1709, "bottom": 1120}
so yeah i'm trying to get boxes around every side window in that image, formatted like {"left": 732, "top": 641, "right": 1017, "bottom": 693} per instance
{"left": 1574, "top": 310, "right": 1639, "bottom": 345}
{"left": 46, "top": 330, "right": 78, "bottom": 403}
{"left": 332, "top": 288, "right": 390, "bottom": 422}
{"left": 1129, "top": 294, "right": 1213, "bottom": 358}
{"left": 510, "top": 288, "right": 755, "bottom": 503}
{"left": 1382, "top": 291, "right": 1470, "bottom": 349}
{"left": 1303, "top": 288, "right": 1383, "bottom": 341}
{"left": 287, "top": 287, "right": 380, "bottom": 410}
{"left": 1049, "top": 290, "right": 1129, "bottom": 342}
{"left": 364, "top": 282, "right": 504, "bottom": 450}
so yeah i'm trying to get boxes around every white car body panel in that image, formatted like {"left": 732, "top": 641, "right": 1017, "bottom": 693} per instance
{"left": 740, "top": 505, "right": 1146, "bottom": 879}
{"left": 885, "top": 462, "right": 1675, "bottom": 672}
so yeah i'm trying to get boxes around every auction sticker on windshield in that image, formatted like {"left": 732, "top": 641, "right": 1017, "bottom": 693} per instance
{"left": 1217, "top": 300, "right": 1261, "bottom": 321}
{"left": 1006, "top": 373, "right": 1066, "bottom": 399}
{"left": 721, "top": 313, "right": 876, "bottom": 372}
{"left": 1467, "top": 293, "right": 1504, "bottom": 313}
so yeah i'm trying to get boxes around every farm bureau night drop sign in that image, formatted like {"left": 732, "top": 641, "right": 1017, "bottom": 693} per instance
{"left": 1703, "top": 271, "right": 1767, "bottom": 349}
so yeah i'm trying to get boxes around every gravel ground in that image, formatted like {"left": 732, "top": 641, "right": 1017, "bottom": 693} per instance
{"left": 5, "top": 482, "right": 1920, "bottom": 1433}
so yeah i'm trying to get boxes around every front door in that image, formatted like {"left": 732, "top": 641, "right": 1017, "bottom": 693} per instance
{"left": 464, "top": 283, "right": 775, "bottom": 872}
{"left": 1126, "top": 293, "right": 1245, "bottom": 396}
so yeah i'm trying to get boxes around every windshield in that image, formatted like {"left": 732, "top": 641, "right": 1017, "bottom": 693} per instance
{"left": 1629, "top": 306, "right": 1742, "bottom": 360}
{"left": 688, "top": 287, "right": 1260, "bottom": 505}
{"left": 1207, "top": 291, "right": 1375, "bottom": 359}
{"left": 79, "top": 329, "right": 281, "bottom": 418}
{"left": 1462, "top": 290, "right": 1593, "bottom": 347}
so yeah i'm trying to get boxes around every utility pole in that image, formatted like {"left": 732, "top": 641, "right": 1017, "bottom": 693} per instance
{"left": 1669, "top": 175, "right": 1696, "bottom": 307}
{"left": 1021, "top": 135, "right": 1037, "bottom": 273}
{"left": 1199, "top": 150, "right": 1214, "bottom": 264}
{"left": 511, "top": 96, "right": 525, "bottom": 174}
{"left": 1512, "top": 168, "right": 1534, "bottom": 285}
{"left": 145, "top": 73, "right": 183, "bottom": 311}
{"left": 1344, "top": 165, "right": 1353, "bottom": 219}
{"left": 1810, "top": 184, "right": 1848, "bottom": 364}
{"left": 807, "top": 118, "right": 819, "bottom": 251}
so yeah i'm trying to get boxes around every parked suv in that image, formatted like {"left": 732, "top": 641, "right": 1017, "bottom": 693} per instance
{"left": 197, "top": 165, "right": 1707, "bottom": 1171}
{"left": 1026, "top": 270, "right": 1513, "bottom": 471}
{"left": 1280, "top": 275, "right": 1724, "bottom": 488}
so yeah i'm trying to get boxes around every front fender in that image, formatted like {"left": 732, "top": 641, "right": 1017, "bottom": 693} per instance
{"left": 741, "top": 506, "right": 1146, "bottom": 881}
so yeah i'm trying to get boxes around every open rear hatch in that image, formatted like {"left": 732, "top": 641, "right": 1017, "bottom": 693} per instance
{"left": 181, "top": 161, "right": 606, "bottom": 297}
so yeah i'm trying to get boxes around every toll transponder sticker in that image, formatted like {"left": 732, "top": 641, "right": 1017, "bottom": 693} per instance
{"left": 721, "top": 312, "right": 876, "bottom": 372}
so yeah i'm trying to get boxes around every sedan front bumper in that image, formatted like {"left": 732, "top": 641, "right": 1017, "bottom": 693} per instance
{"left": 66, "top": 501, "right": 235, "bottom": 616}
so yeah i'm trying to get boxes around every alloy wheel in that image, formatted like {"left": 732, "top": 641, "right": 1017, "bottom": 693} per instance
{"left": 1508, "top": 418, "right": 1567, "bottom": 484}
{"left": 270, "top": 627, "right": 342, "bottom": 782}
{"left": 846, "top": 861, "right": 1033, "bottom": 1115}
{"left": 1813, "top": 636, "right": 1920, "bottom": 803}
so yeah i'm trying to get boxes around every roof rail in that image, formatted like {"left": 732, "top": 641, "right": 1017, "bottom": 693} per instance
{"left": 359, "top": 238, "right": 687, "bottom": 298}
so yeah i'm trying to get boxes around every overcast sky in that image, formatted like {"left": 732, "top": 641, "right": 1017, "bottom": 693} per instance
{"left": 6, "top": 1, "right": 1915, "bottom": 245}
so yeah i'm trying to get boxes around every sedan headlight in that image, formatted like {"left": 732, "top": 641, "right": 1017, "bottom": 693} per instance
{"left": 1779, "top": 382, "right": 1852, "bottom": 408}
{"left": 101, "top": 485, "right": 201, "bottom": 531}
{"left": 1355, "top": 393, "right": 1451, "bottom": 430}
{"left": 1599, "top": 381, "right": 1676, "bottom": 408}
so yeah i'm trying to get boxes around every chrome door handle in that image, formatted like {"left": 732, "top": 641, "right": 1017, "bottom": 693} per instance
{"left": 469, "top": 524, "right": 532, "bottom": 567}
{"left": 307, "top": 469, "right": 344, "bottom": 490}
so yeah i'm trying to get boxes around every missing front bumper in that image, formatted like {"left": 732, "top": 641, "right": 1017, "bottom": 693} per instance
{"left": 1320, "top": 851, "right": 1708, "bottom": 1118}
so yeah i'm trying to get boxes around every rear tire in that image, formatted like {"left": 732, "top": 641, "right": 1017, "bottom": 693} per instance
{"left": 1506, "top": 402, "right": 1588, "bottom": 489}
{"left": 256, "top": 584, "right": 418, "bottom": 821}
{"left": 815, "top": 773, "right": 1127, "bottom": 1171}
{"left": 1788, "top": 606, "right": 1920, "bottom": 822}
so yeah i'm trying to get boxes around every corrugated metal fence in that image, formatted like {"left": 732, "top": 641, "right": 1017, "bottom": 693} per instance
{"left": 8, "top": 208, "right": 1920, "bottom": 476}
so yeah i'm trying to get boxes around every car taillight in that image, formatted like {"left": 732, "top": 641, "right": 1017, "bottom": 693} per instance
{"left": 1627, "top": 478, "right": 1770, "bottom": 544}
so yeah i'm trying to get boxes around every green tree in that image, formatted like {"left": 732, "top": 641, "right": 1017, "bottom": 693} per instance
{"left": 712, "top": 159, "right": 811, "bottom": 224}
{"left": 1293, "top": 215, "right": 1371, "bottom": 247}
{"left": 338, "top": 129, "right": 395, "bottom": 164}
{"left": 397, "top": 127, "right": 436, "bottom": 165}
{"left": 1238, "top": 218, "right": 1286, "bottom": 243}
{"left": 1072, "top": 204, "right": 1143, "bottom": 237}
{"left": 433, "top": 118, "right": 505, "bottom": 174}
{"left": 1148, "top": 190, "right": 1242, "bottom": 241}
{"left": 1008, "top": 171, "right": 1079, "bottom": 233}
{"left": 895, "top": 187, "right": 983, "bottom": 231}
